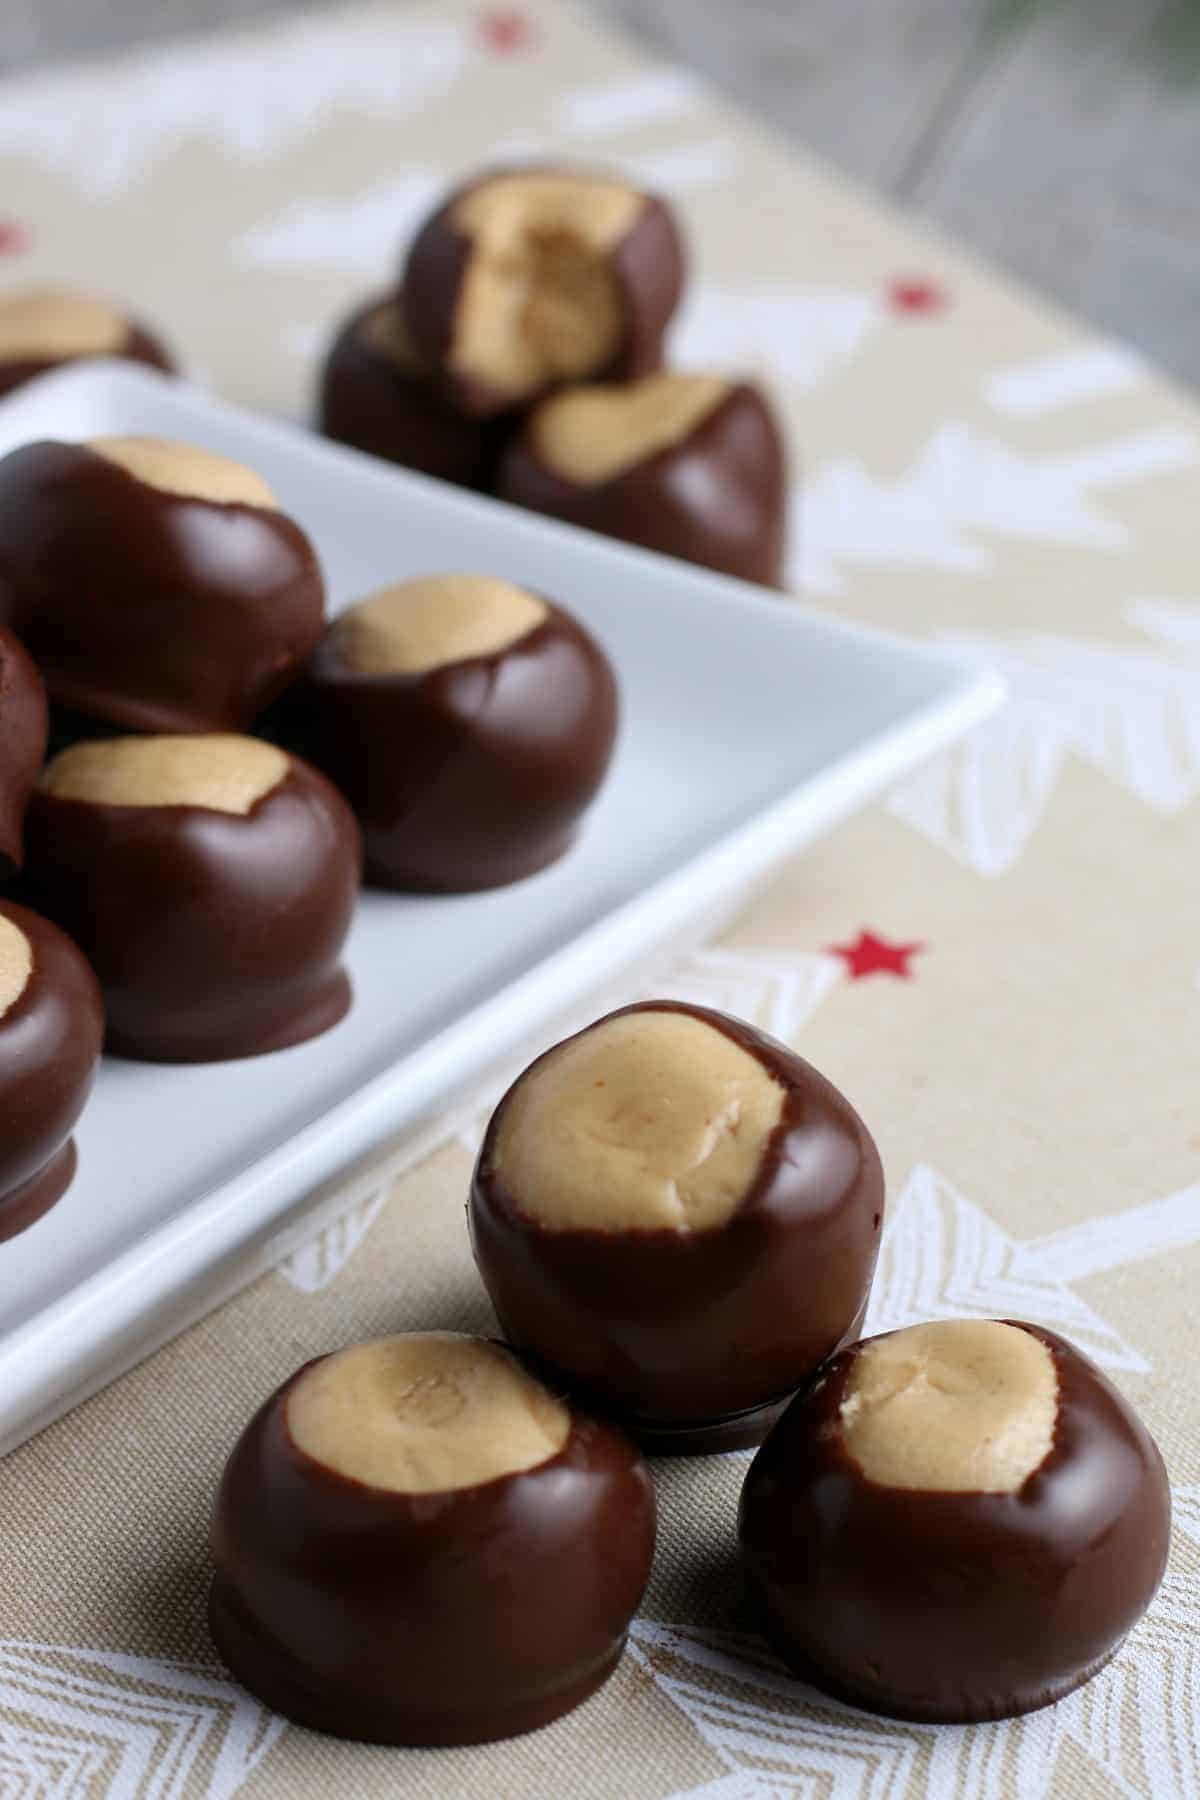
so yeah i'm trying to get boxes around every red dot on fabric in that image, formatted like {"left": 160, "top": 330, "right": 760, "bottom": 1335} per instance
{"left": 477, "top": 10, "right": 538, "bottom": 52}
{"left": 888, "top": 279, "right": 948, "bottom": 315}
{"left": 0, "top": 221, "right": 31, "bottom": 257}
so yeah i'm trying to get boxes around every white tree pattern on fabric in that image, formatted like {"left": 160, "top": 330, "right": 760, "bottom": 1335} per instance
{"left": 235, "top": 170, "right": 443, "bottom": 276}
{"left": 626, "top": 142, "right": 739, "bottom": 195}
{"left": 244, "top": 140, "right": 736, "bottom": 297}
{"left": 463, "top": 130, "right": 739, "bottom": 196}
{"left": 671, "top": 282, "right": 883, "bottom": 393}
{"left": 630, "top": 1581, "right": 1198, "bottom": 1800}
{"left": 1125, "top": 595, "right": 1200, "bottom": 652}
{"left": 1174, "top": 1487, "right": 1200, "bottom": 1546}
{"left": 865, "top": 1164, "right": 1200, "bottom": 1374}
{"left": 274, "top": 1187, "right": 389, "bottom": 1294}
{"left": 981, "top": 344, "right": 1146, "bottom": 418}
{"left": 791, "top": 421, "right": 1196, "bottom": 595}
{"left": 0, "top": 15, "right": 470, "bottom": 194}
{"left": 653, "top": 947, "right": 843, "bottom": 1044}
{"left": 451, "top": 945, "right": 844, "bottom": 1158}
{"left": 887, "top": 621, "right": 1200, "bottom": 875}
{"left": 0, "top": 1644, "right": 283, "bottom": 1798}
{"left": 553, "top": 68, "right": 704, "bottom": 136}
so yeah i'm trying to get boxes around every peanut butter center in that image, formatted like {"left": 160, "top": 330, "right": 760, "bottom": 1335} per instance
{"left": 493, "top": 1007, "right": 784, "bottom": 1232}
{"left": 532, "top": 373, "right": 729, "bottom": 486}
{"left": 286, "top": 1333, "right": 570, "bottom": 1493}
{"left": 88, "top": 436, "right": 277, "bottom": 509}
{"left": 839, "top": 1319, "right": 1058, "bottom": 1494}
{"left": 0, "top": 914, "right": 33, "bottom": 1021}
{"left": 0, "top": 290, "right": 128, "bottom": 360}
{"left": 41, "top": 734, "right": 289, "bottom": 815}
{"left": 451, "top": 172, "right": 644, "bottom": 398}
{"left": 331, "top": 574, "right": 547, "bottom": 675}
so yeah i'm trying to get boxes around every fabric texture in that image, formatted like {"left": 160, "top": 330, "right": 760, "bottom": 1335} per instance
{"left": 0, "top": 2, "right": 1197, "bottom": 1794}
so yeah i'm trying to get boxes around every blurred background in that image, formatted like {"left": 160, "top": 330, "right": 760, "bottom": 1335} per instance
{"left": 1, "top": 0, "right": 1197, "bottom": 388}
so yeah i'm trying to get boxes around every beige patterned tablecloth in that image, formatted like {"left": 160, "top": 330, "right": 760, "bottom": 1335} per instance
{"left": 0, "top": 3, "right": 1198, "bottom": 1795}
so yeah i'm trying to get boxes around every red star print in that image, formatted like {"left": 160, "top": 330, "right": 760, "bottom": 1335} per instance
{"left": 477, "top": 9, "right": 537, "bottom": 52}
{"left": 0, "top": 220, "right": 30, "bottom": 257}
{"left": 829, "top": 929, "right": 924, "bottom": 981}
{"left": 888, "top": 278, "right": 947, "bottom": 316}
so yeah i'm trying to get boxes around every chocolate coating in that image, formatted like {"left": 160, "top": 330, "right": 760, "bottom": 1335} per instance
{"left": 402, "top": 168, "right": 684, "bottom": 417}
{"left": 497, "top": 382, "right": 788, "bottom": 587}
{"left": 209, "top": 1357, "right": 656, "bottom": 1744}
{"left": 0, "top": 625, "right": 49, "bottom": 875}
{"left": 318, "top": 296, "right": 512, "bottom": 487}
{"left": 470, "top": 1002, "right": 884, "bottom": 1452}
{"left": 23, "top": 756, "right": 360, "bottom": 1062}
{"left": 0, "top": 900, "right": 103, "bottom": 1241}
{"left": 282, "top": 595, "right": 618, "bottom": 892}
{"left": 738, "top": 1321, "right": 1172, "bottom": 1722}
{"left": 0, "top": 441, "right": 325, "bottom": 733}
{"left": 0, "top": 321, "right": 174, "bottom": 401}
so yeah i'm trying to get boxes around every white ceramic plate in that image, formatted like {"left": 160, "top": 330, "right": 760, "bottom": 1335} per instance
{"left": 0, "top": 362, "right": 1003, "bottom": 1453}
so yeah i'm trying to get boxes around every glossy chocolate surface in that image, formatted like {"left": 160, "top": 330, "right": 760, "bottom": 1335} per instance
{"left": 318, "top": 296, "right": 512, "bottom": 487}
{"left": 0, "top": 625, "right": 48, "bottom": 875}
{"left": 738, "top": 1322, "right": 1172, "bottom": 1722}
{"left": 497, "top": 382, "right": 788, "bottom": 587}
{"left": 23, "top": 759, "right": 360, "bottom": 1062}
{"left": 0, "top": 441, "right": 324, "bottom": 733}
{"left": 0, "top": 320, "right": 174, "bottom": 400}
{"left": 401, "top": 170, "right": 684, "bottom": 417}
{"left": 209, "top": 1358, "right": 656, "bottom": 1744}
{"left": 0, "top": 899, "right": 103, "bottom": 1241}
{"left": 470, "top": 1001, "right": 884, "bottom": 1451}
{"left": 283, "top": 598, "right": 617, "bottom": 892}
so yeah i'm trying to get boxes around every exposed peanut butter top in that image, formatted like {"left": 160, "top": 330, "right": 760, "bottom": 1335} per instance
{"left": 330, "top": 574, "right": 547, "bottom": 675}
{"left": 88, "top": 436, "right": 278, "bottom": 509}
{"left": 532, "top": 373, "right": 729, "bottom": 486}
{"left": 41, "top": 735, "right": 289, "bottom": 816}
{"left": 839, "top": 1319, "right": 1058, "bottom": 1494}
{"left": 450, "top": 172, "right": 644, "bottom": 398}
{"left": 493, "top": 1007, "right": 784, "bottom": 1232}
{"left": 287, "top": 1333, "right": 570, "bottom": 1493}
{"left": 0, "top": 290, "right": 128, "bottom": 360}
{"left": 0, "top": 914, "right": 32, "bottom": 1021}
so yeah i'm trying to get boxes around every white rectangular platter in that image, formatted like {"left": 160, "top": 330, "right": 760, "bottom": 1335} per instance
{"left": 0, "top": 362, "right": 1003, "bottom": 1453}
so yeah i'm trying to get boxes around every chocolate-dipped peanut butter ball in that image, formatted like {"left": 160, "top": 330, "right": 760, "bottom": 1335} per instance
{"left": 285, "top": 573, "right": 617, "bottom": 892}
{"left": 25, "top": 735, "right": 359, "bottom": 1062}
{"left": 0, "top": 899, "right": 103, "bottom": 1241}
{"left": 739, "top": 1319, "right": 1171, "bottom": 1721}
{"left": 470, "top": 1001, "right": 884, "bottom": 1453}
{"left": 497, "top": 373, "right": 787, "bottom": 586}
{"left": 0, "top": 436, "right": 324, "bottom": 733}
{"left": 402, "top": 167, "right": 684, "bottom": 417}
{"left": 319, "top": 296, "right": 511, "bottom": 488}
{"left": 0, "top": 288, "right": 175, "bottom": 400}
{"left": 0, "top": 625, "right": 48, "bottom": 876}
{"left": 210, "top": 1332, "right": 656, "bottom": 1744}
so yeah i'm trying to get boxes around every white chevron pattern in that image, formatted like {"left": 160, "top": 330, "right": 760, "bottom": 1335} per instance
{"left": 1174, "top": 1487, "right": 1200, "bottom": 1548}
{"left": 887, "top": 621, "right": 1200, "bottom": 875}
{"left": 793, "top": 421, "right": 1196, "bottom": 597}
{"left": 672, "top": 281, "right": 883, "bottom": 394}
{"left": 634, "top": 1569, "right": 1197, "bottom": 1800}
{"left": 235, "top": 169, "right": 442, "bottom": 276}
{"left": 0, "top": 1643, "right": 283, "bottom": 1798}
{"left": 0, "top": 15, "right": 470, "bottom": 195}
{"left": 865, "top": 1164, "right": 1200, "bottom": 1374}
{"left": 274, "top": 1185, "right": 389, "bottom": 1294}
